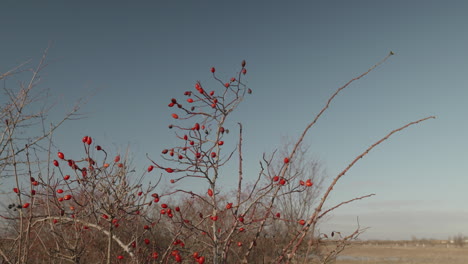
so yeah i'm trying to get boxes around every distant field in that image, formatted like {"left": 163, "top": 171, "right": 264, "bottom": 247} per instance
{"left": 336, "top": 244, "right": 468, "bottom": 264}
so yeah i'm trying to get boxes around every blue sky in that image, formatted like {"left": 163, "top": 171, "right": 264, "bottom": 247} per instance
{"left": 1, "top": 1, "right": 467, "bottom": 240}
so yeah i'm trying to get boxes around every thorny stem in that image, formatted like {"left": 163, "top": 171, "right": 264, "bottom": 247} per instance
{"left": 278, "top": 115, "right": 435, "bottom": 263}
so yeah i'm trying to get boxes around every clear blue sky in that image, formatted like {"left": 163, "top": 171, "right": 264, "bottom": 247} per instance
{"left": 2, "top": 1, "right": 467, "bottom": 240}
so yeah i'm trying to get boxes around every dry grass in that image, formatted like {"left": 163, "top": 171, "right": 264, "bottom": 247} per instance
{"left": 336, "top": 243, "right": 468, "bottom": 264}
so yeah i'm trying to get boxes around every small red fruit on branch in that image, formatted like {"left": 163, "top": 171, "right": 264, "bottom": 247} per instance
{"left": 82, "top": 136, "right": 92, "bottom": 145}
{"left": 22, "top": 203, "right": 30, "bottom": 208}
{"left": 147, "top": 165, "right": 154, "bottom": 172}
{"left": 211, "top": 67, "right": 215, "bottom": 73}
{"left": 53, "top": 160, "right": 59, "bottom": 167}
{"left": 57, "top": 152, "right": 65, "bottom": 159}
{"left": 299, "top": 219, "right": 306, "bottom": 226}
{"left": 172, "top": 113, "right": 179, "bottom": 119}
{"left": 207, "top": 188, "right": 213, "bottom": 197}
{"left": 165, "top": 168, "right": 174, "bottom": 173}
{"left": 284, "top": 157, "right": 290, "bottom": 164}
{"left": 13, "top": 188, "right": 19, "bottom": 193}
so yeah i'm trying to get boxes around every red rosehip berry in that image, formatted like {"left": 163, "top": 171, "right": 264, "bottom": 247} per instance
{"left": 53, "top": 160, "right": 59, "bottom": 167}
{"left": 171, "top": 113, "right": 179, "bottom": 119}
{"left": 64, "top": 175, "right": 70, "bottom": 180}
{"left": 165, "top": 168, "right": 174, "bottom": 173}
{"left": 210, "top": 67, "right": 215, "bottom": 73}
{"left": 57, "top": 189, "right": 64, "bottom": 194}
{"left": 299, "top": 219, "right": 306, "bottom": 225}
{"left": 13, "top": 188, "right": 19, "bottom": 193}
{"left": 148, "top": 165, "right": 154, "bottom": 172}
{"left": 22, "top": 203, "right": 30, "bottom": 208}
{"left": 207, "top": 188, "right": 213, "bottom": 197}
{"left": 284, "top": 157, "right": 290, "bottom": 163}
{"left": 57, "top": 152, "right": 65, "bottom": 159}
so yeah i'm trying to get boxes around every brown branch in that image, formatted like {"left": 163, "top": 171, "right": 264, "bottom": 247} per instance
{"left": 278, "top": 115, "right": 435, "bottom": 263}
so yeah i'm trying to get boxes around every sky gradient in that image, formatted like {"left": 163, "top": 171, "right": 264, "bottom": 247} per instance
{"left": 1, "top": 1, "right": 467, "bottom": 240}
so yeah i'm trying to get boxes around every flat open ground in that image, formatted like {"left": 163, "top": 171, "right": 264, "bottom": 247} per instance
{"left": 336, "top": 244, "right": 468, "bottom": 264}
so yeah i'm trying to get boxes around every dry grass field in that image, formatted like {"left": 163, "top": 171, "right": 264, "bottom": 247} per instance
{"left": 336, "top": 243, "right": 468, "bottom": 264}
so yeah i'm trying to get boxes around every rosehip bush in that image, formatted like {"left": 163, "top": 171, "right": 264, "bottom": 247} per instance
{"left": 3, "top": 52, "right": 435, "bottom": 264}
